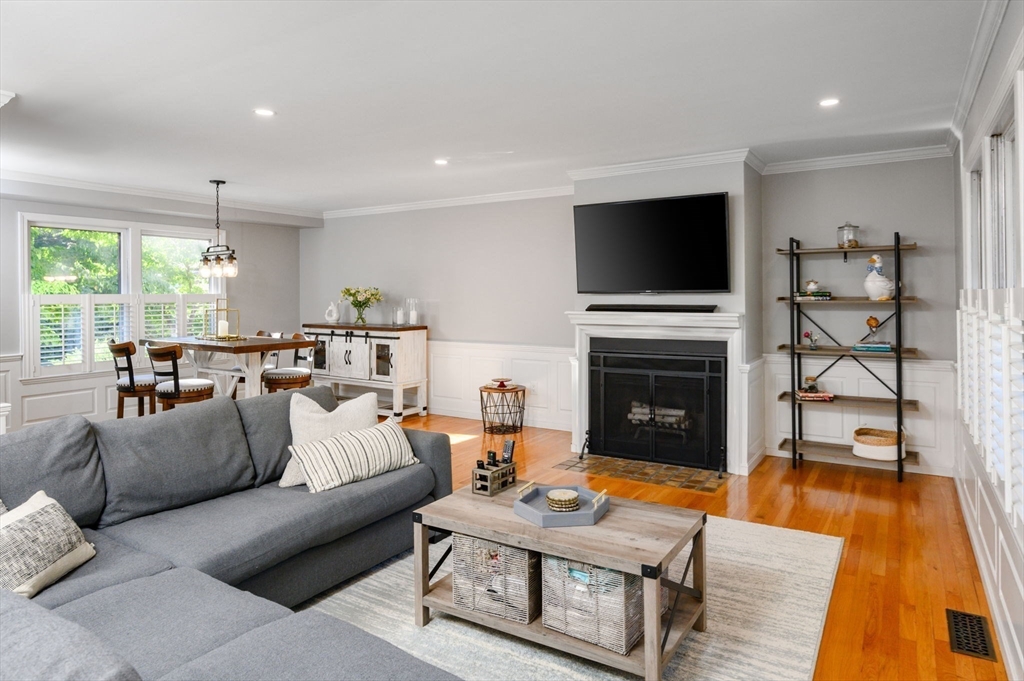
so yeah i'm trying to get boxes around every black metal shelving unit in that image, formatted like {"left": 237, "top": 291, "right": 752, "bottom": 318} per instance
{"left": 777, "top": 232, "right": 918, "bottom": 481}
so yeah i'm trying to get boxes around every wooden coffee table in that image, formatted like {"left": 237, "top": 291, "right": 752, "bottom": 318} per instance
{"left": 413, "top": 484, "right": 706, "bottom": 681}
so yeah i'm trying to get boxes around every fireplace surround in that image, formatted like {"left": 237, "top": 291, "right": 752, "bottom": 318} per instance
{"left": 567, "top": 309, "right": 760, "bottom": 476}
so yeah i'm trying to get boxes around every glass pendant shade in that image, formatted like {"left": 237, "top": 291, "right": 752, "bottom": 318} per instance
{"left": 199, "top": 179, "right": 238, "bottom": 278}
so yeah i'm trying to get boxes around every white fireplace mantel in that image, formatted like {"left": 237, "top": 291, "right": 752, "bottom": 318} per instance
{"left": 566, "top": 310, "right": 761, "bottom": 476}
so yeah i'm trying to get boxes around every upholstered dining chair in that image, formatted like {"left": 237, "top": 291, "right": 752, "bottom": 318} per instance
{"left": 146, "top": 344, "right": 215, "bottom": 410}
{"left": 108, "top": 340, "right": 159, "bottom": 418}
{"left": 262, "top": 333, "right": 313, "bottom": 393}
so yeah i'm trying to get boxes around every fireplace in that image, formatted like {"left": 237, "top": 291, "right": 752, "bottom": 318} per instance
{"left": 588, "top": 337, "right": 726, "bottom": 473}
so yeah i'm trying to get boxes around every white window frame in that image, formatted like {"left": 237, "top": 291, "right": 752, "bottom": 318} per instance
{"left": 19, "top": 213, "right": 224, "bottom": 380}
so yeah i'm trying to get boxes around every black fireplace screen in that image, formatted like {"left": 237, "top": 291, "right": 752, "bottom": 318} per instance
{"left": 588, "top": 339, "right": 725, "bottom": 472}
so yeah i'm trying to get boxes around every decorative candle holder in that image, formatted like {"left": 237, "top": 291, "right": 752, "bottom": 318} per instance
{"left": 200, "top": 299, "right": 245, "bottom": 340}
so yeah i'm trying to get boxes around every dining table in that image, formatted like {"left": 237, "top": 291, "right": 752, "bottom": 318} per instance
{"left": 139, "top": 335, "right": 316, "bottom": 398}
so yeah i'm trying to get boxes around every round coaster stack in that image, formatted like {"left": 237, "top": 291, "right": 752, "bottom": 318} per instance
{"left": 546, "top": 489, "right": 580, "bottom": 512}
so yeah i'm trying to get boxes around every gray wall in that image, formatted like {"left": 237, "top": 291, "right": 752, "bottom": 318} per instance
{"left": 0, "top": 181, "right": 305, "bottom": 355}
{"left": 761, "top": 155, "right": 957, "bottom": 359}
{"left": 302, "top": 196, "right": 577, "bottom": 347}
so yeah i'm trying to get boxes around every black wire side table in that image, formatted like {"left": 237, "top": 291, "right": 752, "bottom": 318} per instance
{"left": 479, "top": 385, "right": 526, "bottom": 434}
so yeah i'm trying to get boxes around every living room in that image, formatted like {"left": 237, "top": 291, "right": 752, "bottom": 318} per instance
{"left": 1, "top": 1, "right": 1022, "bottom": 680}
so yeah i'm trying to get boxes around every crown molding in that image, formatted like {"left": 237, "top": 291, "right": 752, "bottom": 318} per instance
{"left": 567, "top": 148, "right": 760, "bottom": 181}
{"left": 761, "top": 145, "right": 953, "bottom": 175}
{"left": 0, "top": 91, "right": 15, "bottom": 108}
{"left": 744, "top": 150, "right": 767, "bottom": 174}
{"left": 0, "top": 169, "right": 322, "bottom": 219}
{"left": 323, "top": 185, "right": 574, "bottom": 219}
{"left": 949, "top": 0, "right": 1010, "bottom": 146}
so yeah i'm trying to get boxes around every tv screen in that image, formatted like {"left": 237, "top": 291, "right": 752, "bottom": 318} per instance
{"left": 574, "top": 192, "right": 729, "bottom": 293}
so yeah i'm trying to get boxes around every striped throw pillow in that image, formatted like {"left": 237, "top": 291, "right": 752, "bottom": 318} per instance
{"left": 287, "top": 418, "right": 419, "bottom": 493}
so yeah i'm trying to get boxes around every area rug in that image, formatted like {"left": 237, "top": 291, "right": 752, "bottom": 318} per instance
{"left": 303, "top": 516, "right": 842, "bottom": 681}
{"left": 553, "top": 455, "right": 729, "bottom": 492}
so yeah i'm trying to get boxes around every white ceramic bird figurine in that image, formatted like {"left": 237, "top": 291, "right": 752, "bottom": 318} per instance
{"left": 864, "top": 254, "right": 896, "bottom": 301}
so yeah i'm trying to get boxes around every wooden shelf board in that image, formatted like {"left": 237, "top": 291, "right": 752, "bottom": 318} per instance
{"left": 777, "top": 392, "right": 919, "bottom": 411}
{"left": 776, "top": 296, "right": 918, "bottom": 304}
{"left": 423, "top": 573, "right": 702, "bottom": 676}
{"left": 779, "top": 438, "right": 919, "bottom": 466}
{"left": 777, "top": 344, "right": 919, "bottom": 358}
{"left": 775, "top": 243, "right": 918, "bottom": 255}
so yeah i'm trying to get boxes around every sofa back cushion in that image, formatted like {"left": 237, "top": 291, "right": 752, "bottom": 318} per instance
{"left": 0, "top": 415, "right": 106, "bottom": 527}
{"left": 92, "top": 397, "right": 255, "bottom": 528}
{"left": 234, "top": 385, "right": 339, "bottom": 486}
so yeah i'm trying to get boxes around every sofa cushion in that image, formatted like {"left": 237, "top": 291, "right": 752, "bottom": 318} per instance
{"left": 54, "top": 568, "right": 289, "bottom": 680}
{"left": 279, "top": 391, "right": 378, "bottom": 487}
{"left": 0, "top": 588, "right": 142, "bottom": 681}
{"left": 234, "top": 385, "right": 338, "bottom": 486}
{"left": 92, "top": 397, "right": 255, "bottom": 528}
{"left": 99, "top": 463, "right": 435, "bottom": 585}
{"left": 159, "top": 610, "right": 459, "bottom": 681}
{"left": 0, "top": 414, "right": 106, "bottom": 527}
{"left": 33, "top": 529, "right": 174, "bottom": 609}
{"left": 289, "top": 417, "right": 418, "bottom": 493}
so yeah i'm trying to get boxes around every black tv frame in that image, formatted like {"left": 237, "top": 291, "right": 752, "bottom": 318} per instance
{"left": 574, "top": 191, "right": 730, "bottom": 294}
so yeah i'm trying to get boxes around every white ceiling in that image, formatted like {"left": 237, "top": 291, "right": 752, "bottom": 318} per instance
{"left": 0, "top": 1, "right": 984, "bottom": 214}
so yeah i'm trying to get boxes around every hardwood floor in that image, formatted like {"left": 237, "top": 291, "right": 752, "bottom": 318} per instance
{"left": 401, "top": 414, "right": 1009, "bottom": 681}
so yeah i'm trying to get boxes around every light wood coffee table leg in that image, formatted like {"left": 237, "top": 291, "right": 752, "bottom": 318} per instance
{"left": 694, "top": 526, "right": 706, "bottom": 632}
{"left": 413, "top": 521, "right": 430, "bottom": 626}
{"left": 643, "top": 573, "right": 663, "bottom": 681}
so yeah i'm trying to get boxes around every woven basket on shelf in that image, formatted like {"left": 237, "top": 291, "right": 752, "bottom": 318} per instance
{"left": 451, "top": 534, "right": 540, "bottom": 624}
{"left": 853, "top": 428, "right": 904, "bottom": 446}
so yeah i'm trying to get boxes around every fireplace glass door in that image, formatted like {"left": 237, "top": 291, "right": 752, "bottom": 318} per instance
{"left": 589, "top": 346, "right": 725, "bottom": 472}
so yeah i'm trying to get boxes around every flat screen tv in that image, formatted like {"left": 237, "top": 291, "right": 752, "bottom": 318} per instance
{"left": 574, "top": 192, "right": 729, "bottom": 293}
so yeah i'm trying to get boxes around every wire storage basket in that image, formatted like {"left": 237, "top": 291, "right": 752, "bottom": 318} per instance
{"left": 541, "top": 555, "right": 662, "bottom": 655}
{"left": 451, "top": 534, "right": 540, "bottom": 624}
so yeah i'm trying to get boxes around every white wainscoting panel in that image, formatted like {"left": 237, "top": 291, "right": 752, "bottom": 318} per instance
{"left": 956, "top": 420, "right": 1024, "bottom": 681}
{"left": 427, "top": 341, "right": 574, "bottom": 431}
{"left": 763, "top": 353, "right": 956, "bottom": 477}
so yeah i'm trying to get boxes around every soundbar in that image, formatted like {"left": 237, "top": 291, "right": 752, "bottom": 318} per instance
{"left": 585, "top": 304, "right": 719, "bottom": 313}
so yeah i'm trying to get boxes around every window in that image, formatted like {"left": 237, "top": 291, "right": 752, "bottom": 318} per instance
{"left": 24, "top": 215, "right": 221, "bottom": 377}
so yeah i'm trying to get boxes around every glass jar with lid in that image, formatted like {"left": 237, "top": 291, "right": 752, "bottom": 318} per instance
{"left": 837, "top": 222, "right": 860, "bottom": 249}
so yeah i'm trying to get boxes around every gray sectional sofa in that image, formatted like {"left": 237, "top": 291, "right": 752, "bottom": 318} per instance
{"left": 0, "top": 386, "right": 457, "bottom": 681}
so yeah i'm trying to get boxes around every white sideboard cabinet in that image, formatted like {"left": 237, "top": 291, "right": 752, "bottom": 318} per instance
{"left": 302, "top": 323, "right": 427, "bottom": 421}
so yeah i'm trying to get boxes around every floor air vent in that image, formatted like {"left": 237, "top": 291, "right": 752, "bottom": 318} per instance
{"left": 946, "top": 609, "right": 997, "bottom": 661}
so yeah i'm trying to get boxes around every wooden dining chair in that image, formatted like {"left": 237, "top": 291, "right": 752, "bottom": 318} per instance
{"left": 262, "top": 333, "right": 313, "bottom": 393}
{"left": 108, "top": 340, "right": 159, "bottom": 418}
{"left": 147, "top": 344, "right": 215, "bottom": 410}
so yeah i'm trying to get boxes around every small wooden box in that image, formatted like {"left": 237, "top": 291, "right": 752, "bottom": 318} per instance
{"left": 472, "top": 462, "right": 517, "bottom": 496}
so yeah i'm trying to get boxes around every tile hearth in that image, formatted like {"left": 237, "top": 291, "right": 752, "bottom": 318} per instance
{"left": 553, "top": 455, "right": 729, "bottom": 493}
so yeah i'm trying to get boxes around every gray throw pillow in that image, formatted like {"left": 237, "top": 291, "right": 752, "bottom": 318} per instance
{"left": 288, "top": 418, "right": 418, "bottom": 493}
{"left": 279, "top": 392, "right": 378, "bottom": 487}
{"left": 0, "top": 491, "right": 96, "bottom": 598}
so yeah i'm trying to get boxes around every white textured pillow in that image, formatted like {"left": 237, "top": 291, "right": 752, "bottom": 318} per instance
{"left": 279, "top": 392, "right": 379, "bottom": 487}
{"left": 288, "top": 418, "right": 418, "bottom": 493}
{"left": 0, "top": 491, "right": 95, "bottom": 598}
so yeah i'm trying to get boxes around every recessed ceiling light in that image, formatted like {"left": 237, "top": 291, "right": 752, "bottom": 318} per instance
{"left": 253, "top": 108, "right": 276, "bottom": 116}
{"left": 819, "top": 98, "right": 840, "bottom": 107}
{"left": 434, "top": 158, "right": 448, "bottom": 166}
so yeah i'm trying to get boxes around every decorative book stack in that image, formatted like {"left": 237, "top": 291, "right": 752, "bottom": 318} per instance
{"left": 793, "top": 290, "right": 832, "bottom": 302}
{"left": 852, "top": 341, "right": 892, "bottom": 353}
{"left": 796, "top": 390, "right": 835, "bottom": 402}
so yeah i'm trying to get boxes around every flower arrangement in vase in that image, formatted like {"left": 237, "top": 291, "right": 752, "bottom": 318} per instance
{"left": 340, "top": 287, "right": 383, "bottom": 325}
{"left": 803, "top": 330, "right": 820, "bottom": 350}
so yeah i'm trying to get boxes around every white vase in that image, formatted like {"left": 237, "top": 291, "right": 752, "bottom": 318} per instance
{"left": 325, "top": 301, "right": 340, "bottom": 322}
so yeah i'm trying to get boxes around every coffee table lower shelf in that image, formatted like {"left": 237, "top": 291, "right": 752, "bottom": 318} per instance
{"left": 421, "top": 573, "right": 703, "bottom": 678}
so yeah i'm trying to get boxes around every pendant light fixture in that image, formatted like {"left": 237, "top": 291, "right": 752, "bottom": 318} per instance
{"left": 198, "top": 180, "right": 238, "bottom": 278}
